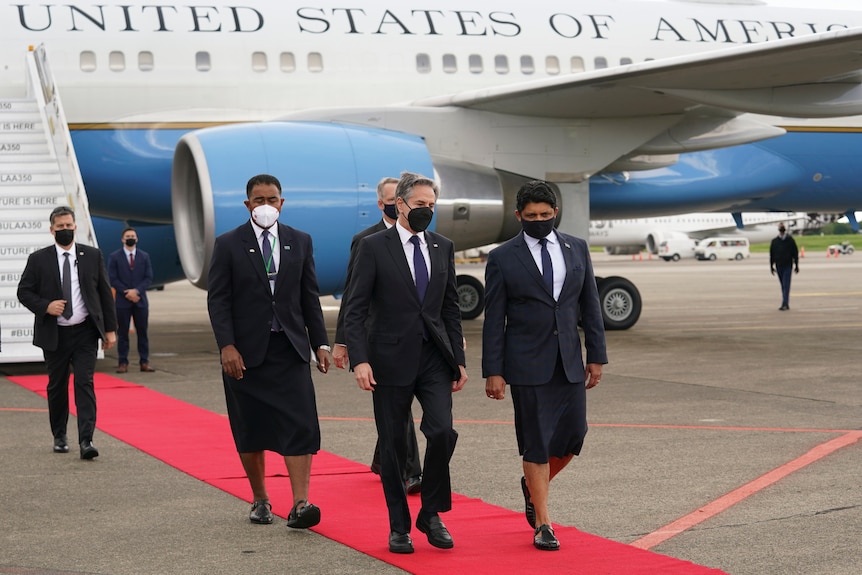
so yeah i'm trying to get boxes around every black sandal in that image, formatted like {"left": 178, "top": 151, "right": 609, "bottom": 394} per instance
{"left": 286, "top": 499, "right": 321, "bottom": 529}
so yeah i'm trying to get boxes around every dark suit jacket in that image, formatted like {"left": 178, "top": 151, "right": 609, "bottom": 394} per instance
{"left": 108, "top": 248, "right": 153, "bottom": 309}
{"left": 17, "top": 243, "right": 118, "bottom": 352}
{"left": 207, "top": 221, "right": 328, "bottom": 368}
{"left": 343, "top": 226, "right": 465, "bottom": 386}
{"left": 334, "top": 219, "right": 387, "bottom": 345}
{"left": 482, "top": 230, "right": 607, "bottom": 385}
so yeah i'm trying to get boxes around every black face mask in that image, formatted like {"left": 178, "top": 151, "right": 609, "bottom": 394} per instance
{"left": 54, "top": 229, "right": 74, "bottom": 247}
{"left": 124, "top": 238, "right": 137, "bottom": 247}
{"left": 382, "top": 203, "right": 397, "bottom": 221}
{"left": 405, "top": 204, "right": 434, "bottom": 233}
{"left": 521, "top": 218, "right": 556, "bottom": 240}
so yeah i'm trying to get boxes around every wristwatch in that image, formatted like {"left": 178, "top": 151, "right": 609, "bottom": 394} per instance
{"left": 318, "top": 345, "right": 332, "bottom": 352}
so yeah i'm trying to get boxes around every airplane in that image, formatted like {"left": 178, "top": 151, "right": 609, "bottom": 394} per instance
{"left": 3, "top": 0, "right": 862, "bottom": 363}
{"left": 589, "top": 211, "right": 811, "bottom": 258}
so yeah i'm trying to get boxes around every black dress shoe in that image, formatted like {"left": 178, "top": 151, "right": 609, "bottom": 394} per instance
{"left": 79, "top": 440, "right": 99, "bottom": 460}
{"left": 534, "top": 524, "right": 560, "bottom": 551}
{"left": 406, "top": 475, "right": 422, "bottom": 495}
{"left": 389, "top": 531, "right": 414, "bottom": 554}
{"left": 416, "top": 512, "right": 453, "bottom": 549}
{"left": 286, "top": 500, "right": 321, "bottom": 529}
{"left": 521, "top": 476, "right": 537, "bottom": 528}
{"left": 249, "top": 500, "right": 273, "bottom": 524}
{"left": 53, "top": 436, "right": 69, "bottom": 453}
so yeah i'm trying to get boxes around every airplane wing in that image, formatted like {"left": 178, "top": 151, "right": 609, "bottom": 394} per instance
{"left": 414, "top": 26, "right": 862, "bottom": 120}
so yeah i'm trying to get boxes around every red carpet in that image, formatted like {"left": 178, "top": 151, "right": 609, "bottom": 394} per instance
{"left": 10, "top": 374, "right": 727, "bottom": 574}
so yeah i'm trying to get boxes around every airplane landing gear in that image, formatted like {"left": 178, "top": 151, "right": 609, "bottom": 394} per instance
{"left": 596, "top": 276, "right": 642, "bottom": 330}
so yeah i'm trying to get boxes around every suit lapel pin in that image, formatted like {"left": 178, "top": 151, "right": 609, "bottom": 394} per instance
{"left": 249, "top": 249, "right": 256, "bottom": 253}
{"left": 432, "top": 243, "right": 438, "bottom": 248}
{"left": 564, "top": 243, "right": 571, "bottom": 249}
{"left": 284, "top": 245, "right": 290, "bottom": 250}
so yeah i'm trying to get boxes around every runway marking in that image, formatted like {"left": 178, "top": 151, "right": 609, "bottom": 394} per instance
{"left": 630, "top": 430, "right": 862, "bottom": 550}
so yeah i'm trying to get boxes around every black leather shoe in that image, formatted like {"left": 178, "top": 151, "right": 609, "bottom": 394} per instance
{"left": 534, "top": 524, "right": 560, "bottom": 551}
{"left": 249, "top": 500, "right": 273, "bottom": 524}
{"left": 389, "top": 531, "right": 414, "bottom": 554}
{"left": 79, "top": 440, "right": 99, "bottom": 460}
{"left": 286, "top": 500, "right": 321, "bottom": 529}
{"left": 406, "top": 475, "right": 422, "bottom": 495}
{"left": 416, "top": 512, "right": 453, "bottom": 549}
{"left": 53, "top": 436, "right": 69, "bottom": 453}
{"left": 521, "top": 476, "right": 537, "bottom": 528}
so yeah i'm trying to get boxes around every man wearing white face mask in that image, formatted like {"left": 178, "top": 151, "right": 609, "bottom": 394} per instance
{"left": 207, "top": 174, "right": 333, "bottom": 529}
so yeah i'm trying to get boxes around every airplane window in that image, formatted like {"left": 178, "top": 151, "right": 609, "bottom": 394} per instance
{"left": 442, "top": 54, "right": 457, "bottom": 74}
{"left": 520, "top": 55, "right": 535, "bottom": 75}
{"left": 546, "top": 56, "right": 560, "bottom": 75}
{"left": 280, "top": 52, "right": 296, "bottom": 72}
{"left": 620, "top": 57, "right": 633, "bottom": 65}
{"left": 495, "top": 55, "right": 509, "bottom": 74}
{"left": 196, "top": 51, "right": 211, "bottom": 72}
{"left": 79, "top": 51, "right": 96, "bottom": 73}
{"left": 416, "top": 53, "right": 431, "bottom": 73}
{"left": 469, "top": 54, "right": 483, "bottom": 74}
{"left": 109, "top": 51, "right": 125, "bottom": 72}
{"left": 595, "top": 57, "right": 608, "bottom": 69}
{"left": 308, "top": 52, "right": 323, "bottom": 73}
{"left": 252, "top": 51, "right": 267, "bottom": 72}
{"left": 138, "top": 51, "right": 154, "bottom": 72}
{"left": 570, "top": 56, "right": 585, "bottom": 73}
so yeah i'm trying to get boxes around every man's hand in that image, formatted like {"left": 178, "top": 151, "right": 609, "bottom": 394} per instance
{"left": 220, "top": 344, "right": 246, "bottom": 380}
{"left": 316, "top": 347, "right": 332, "bottom": 374}
{"left": 103, "top": 331, "right": 117, "bottom": 351}
{"left": 585, "top": 363, "right": 603, "bottom": 389}
{"left": 770, "top": 268, "right": 775, "bottom": 276}
{"left": 794, "top": 266, "right": 799, "bottom": 274}
{"left": 485, "top": 374, "right": 506, "bottom": 400}
{"left": 452, "top": 365, "right": 468, "bottom": 392}
{"left": 354, "top": 362, "right": 376, "bottom": 391}
{"left": 47, "top": 299, "right": 67, "bottom": 317}
{"left": 123, "top": 288, "right": 141, "bottom": 303}
{"left": 333, "top": 344, "right": 349, "bottom": 369}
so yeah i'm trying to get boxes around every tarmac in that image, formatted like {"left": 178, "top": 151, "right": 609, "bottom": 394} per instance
{"left": 1, "top": 251, "right": 860, "bottom": 575}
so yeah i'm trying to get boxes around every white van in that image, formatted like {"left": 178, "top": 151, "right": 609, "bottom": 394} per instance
{"left": 658, "top": 237, "right": 697, "bottom": 261}
{"left": 695, "top": 237, "right": 750, "bottom": 261}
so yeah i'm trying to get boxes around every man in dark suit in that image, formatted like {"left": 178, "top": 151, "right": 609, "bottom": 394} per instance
{"left": 333, "top": 176, "right": 422, "bottom": 494}
{"left": 108, "top": 227, "right": 155, "bottom": 373}
{"left": 482, "top": 180, "right": 607, "bottom": 552}
{"left": 17, "top": 206, "right": 117, "bottom": 459}
{"left": 207, "top": 174, "right": 332, "bottom": 529}
{"left": 344, "top": 171, "right": 467, "bottom": 554}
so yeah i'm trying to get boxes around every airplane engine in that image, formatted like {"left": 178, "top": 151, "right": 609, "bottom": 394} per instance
{"left": 171, "top": 122, "right": 524, "bottom": 304}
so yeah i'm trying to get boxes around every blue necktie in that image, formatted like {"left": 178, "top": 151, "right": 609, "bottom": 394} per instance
{"left": 539, "top": 238, "right": 553, "bottom": 295}
{"left": 61, "top": 253, "right": 73, "bottom": 319}
{"left": 410, "top": 235, "right": 428, "bottom": 302}
{"left": 261, "top": 230, "right": 280, "bottom": 331}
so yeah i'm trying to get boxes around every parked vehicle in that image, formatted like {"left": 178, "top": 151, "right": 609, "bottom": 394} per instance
{"left": 695, "top": 237, "right": 750, "bottom": 261}
{"left": 827, "top": 241, "right": 855, "bottom": 256}
{"left": 659, "top": 237, "right": 697, "bottom": 261}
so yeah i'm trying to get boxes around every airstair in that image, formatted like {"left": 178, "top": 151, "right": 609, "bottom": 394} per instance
{"left": 0, "top": 45, "right": 97, "bottom": 363}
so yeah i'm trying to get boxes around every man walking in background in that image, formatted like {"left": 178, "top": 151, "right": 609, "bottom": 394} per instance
{"left": 108, "top": 227, "right": 155, "bottom": 373}
{"left": 770, "top": 222, "right": 799, "bottom": 311}
{"left": 17, "top": 206, "right": 117, "bottom": 459}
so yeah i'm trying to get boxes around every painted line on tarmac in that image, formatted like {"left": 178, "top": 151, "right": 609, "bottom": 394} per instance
{"left": 630, "top": 430, "right": 862, "bottom": 550}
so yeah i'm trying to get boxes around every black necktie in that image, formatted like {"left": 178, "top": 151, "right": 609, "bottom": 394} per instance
{"left": 410, "top": 235, "right": 428, "bottom": 302}
{"left": 539, "top": 238, "right": 553, "bottom": 295}
{"left": 261, "top": 230, "right": 280, "bottom": 331}
{"left": 62, "top": 253, "right": 73, "bottom": 319}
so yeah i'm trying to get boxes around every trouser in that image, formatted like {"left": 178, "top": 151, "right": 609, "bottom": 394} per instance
{"left": 44, "top": 321, "right": 99, "bottom": 443}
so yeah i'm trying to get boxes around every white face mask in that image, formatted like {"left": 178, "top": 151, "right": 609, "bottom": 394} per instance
{"left": 251, "top": 204, "right": 279, "bottom": 229}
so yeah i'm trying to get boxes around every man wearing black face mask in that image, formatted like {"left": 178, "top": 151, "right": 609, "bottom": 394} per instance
{"left": 18, "top": 206, "right": 117, "bottom": 459}
{"left": 482, "top": 180, "right": 606, "bottom": 552}
{"left": 333, "top": 176, "right": 423, "bottom": 495}
{"left": 769, "top": 223, "right": 799, "bottom": 311}
{"left": 108, "top": 227, "right": 155, "bottom": 372}
{"left": 343, "top": 171, "right": 467, "bottom": 554}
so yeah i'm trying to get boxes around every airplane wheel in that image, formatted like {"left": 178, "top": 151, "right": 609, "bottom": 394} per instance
{"left": 596, "top": 276, "right": 641, "bottom": 331}
{"left": 456, "top": 274, "right": 484, "bottom": 320}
